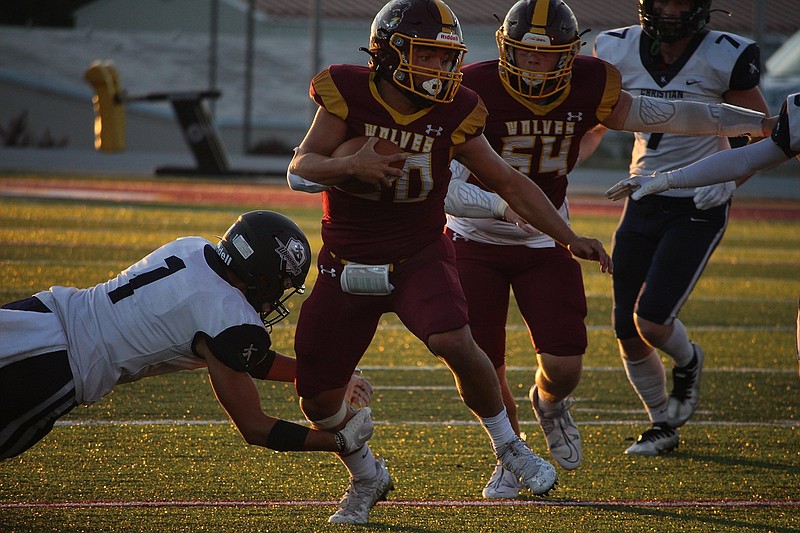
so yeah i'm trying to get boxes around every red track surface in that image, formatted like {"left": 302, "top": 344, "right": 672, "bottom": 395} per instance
{"left": 1, "top": 176, "right": 798, "bottom": 219}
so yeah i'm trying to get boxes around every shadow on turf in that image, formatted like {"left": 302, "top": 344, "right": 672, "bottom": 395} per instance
{"left": 673, "top": 450, "right": 793, "bottom": 472}
{"left": 599, "top": 505, "right": 795, "bottom": 532}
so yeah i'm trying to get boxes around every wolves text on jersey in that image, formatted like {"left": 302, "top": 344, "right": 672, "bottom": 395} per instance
{"left": 504, "top": 119, "right": 577, "bottom": 137}
{"left": 363, "top": 124, "right": 436, "bottom": 153}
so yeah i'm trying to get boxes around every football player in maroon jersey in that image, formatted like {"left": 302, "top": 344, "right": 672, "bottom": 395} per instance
{"left": 442, "top": 0, "right": 771, "bottom": 497}
{"left": 287, "top": 0, "right": 613, "bottom": 523}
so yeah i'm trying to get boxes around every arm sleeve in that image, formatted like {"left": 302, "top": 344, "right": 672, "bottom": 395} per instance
{"left": 444, "top": 160, "right": 508, "bottom": 218}
{"left": 622, "top": 96, "right": 764, "bottom": 137}
{"left": 287, "top": 169, "right": 330, "bottom": 193}
{"left": 665, "top": 138, "right": 791, "bottom": 189}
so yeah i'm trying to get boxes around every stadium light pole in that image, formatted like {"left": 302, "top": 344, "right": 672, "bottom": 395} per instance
{"left": 309, "top": 0, "right": 322, "bottom": 124}
{"left": 243, "top": 0, "right": 255, "bottom": 154}
{"left": 208, "top": 0, "right": 219, "bottom": 118}
{"left": 754, "top": 1, "right": 764, "bottom": 52}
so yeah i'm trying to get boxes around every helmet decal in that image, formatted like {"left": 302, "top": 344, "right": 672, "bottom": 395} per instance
{"left": 275, "top": 236, "right": 309, "bottom": 278}
{"left": 385, "top": 1, "right": 410, "bottom": 30}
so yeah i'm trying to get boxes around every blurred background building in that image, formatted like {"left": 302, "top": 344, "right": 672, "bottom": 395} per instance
{"left": 0, "top": 0, "right": 798, "bottom": 167}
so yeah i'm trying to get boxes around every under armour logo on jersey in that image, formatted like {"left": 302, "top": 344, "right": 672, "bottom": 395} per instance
{"left": 566, "top": 111, "right": 583, "bottom": 122}
{"left": 450, "top": 232, "right": 469, "bottom": 242}
{"left": 426, "top": 124, "right": 443, "bottom": 136}
{"left": 241, "top": 344, "right": 257, "bottom": 362}
{"left": 320, "top": 266, "right": 337, "bottom": 278}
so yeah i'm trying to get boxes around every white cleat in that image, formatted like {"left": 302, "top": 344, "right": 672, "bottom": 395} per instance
{"left": 482, "top": 462, "right": 523, "bottom": 499}
{"left": 328, "top": 457, "right": 394, "bottom": 524}
{"left": 495, "top": 436, "right": 557, "bottom": 495}
{"left": 530, "top": 385, "right": 582, "bottom": 470}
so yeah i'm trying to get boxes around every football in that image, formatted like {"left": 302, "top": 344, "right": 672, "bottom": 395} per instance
{"left": 331, "top": 136, "right": 404, "bottom": 194}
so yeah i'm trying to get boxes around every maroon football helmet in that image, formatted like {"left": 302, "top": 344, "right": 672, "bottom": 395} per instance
{"left": 367, "top": 0, "right": 467, "bottom": 105}
{"left": 496, "top": 0, "right": 581, "bottom": 99}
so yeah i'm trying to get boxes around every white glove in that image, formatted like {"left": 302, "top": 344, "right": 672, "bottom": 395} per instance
{"left": 605, "top": 173, "right": 670, "bottom": 201}
{"left": 335, "top": 407, "right": 374, "bottom": 454}
{"left": 345, "top": 370, "right": 373, "bottom": 408}
{"left": 692, "top": 181, "right": 736, "bottom": 210}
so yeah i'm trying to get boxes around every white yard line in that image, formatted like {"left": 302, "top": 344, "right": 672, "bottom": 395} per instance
{"left": 2, "top": 499, "right": 798, "bottom": 509}
{"left": 54, "top": 418, "right": 799, "bottom": 428}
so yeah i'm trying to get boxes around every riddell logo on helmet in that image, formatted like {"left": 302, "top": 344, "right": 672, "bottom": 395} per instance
{"left": 215, "top": 245, "right": 233, "bottom": 266}
{"left": 522, "top": 33, "right": 551, "bottom": 46}
{"left": 436, "top": 32, "right": 460, "bottom": 43}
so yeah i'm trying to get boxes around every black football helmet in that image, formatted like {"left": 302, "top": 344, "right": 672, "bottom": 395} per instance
{"left": 367, "top": 0, "right": 467, "bottom": 106}
{"left": 639, "top": 0, "right": 712, "bottom": 43}
{"left": 496, "top": 0, "right": 581, "bottom": 99}
{"left": 216, "top": 211, "right": 311, "bottom": 327}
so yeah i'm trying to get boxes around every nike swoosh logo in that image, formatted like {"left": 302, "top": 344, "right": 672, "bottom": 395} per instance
{"left": 689, "top": 217, "right": 708, "bottom": 222}
{"left": 686, "top": 80, "right": 701, "bottom": 85}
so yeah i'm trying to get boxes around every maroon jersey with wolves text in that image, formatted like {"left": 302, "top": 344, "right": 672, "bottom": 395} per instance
{"left": 310, "top": 64, "right": 486, "bottom": 264}
{"left": 460, "top": 56, "right": 621, "bottom": 209}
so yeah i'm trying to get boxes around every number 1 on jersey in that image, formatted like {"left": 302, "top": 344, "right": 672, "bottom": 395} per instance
{"left": 108, "top": 255, "right": 186, "bottom": 304}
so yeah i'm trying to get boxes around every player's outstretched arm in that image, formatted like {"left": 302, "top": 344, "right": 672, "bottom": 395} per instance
{"left": 455, "top": 136, "right": 612, "bottom": 273}
{"left": 601, "top": 90, "right": 766, "bottom": 138}
{"left": 605, "top": 135, "right": 792, "bottom": 202}
{"left": 199, "top": 338, "right": 373, "bottom": 453}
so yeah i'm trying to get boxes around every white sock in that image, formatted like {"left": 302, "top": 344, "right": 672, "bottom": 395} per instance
{"left": 339, "top": 443, "right": 376, "bottom": 480}
{"left": 536, "top": 388, "right": 563, "bottom": 418}
{"left": 623, "top": 350, "right": 668, "bottom": 424}
{"left": 480, "top": 407, "right": 517, "bottom": 452}
{"left": 660, "top": 319, "right": 694, "bottom": 368}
